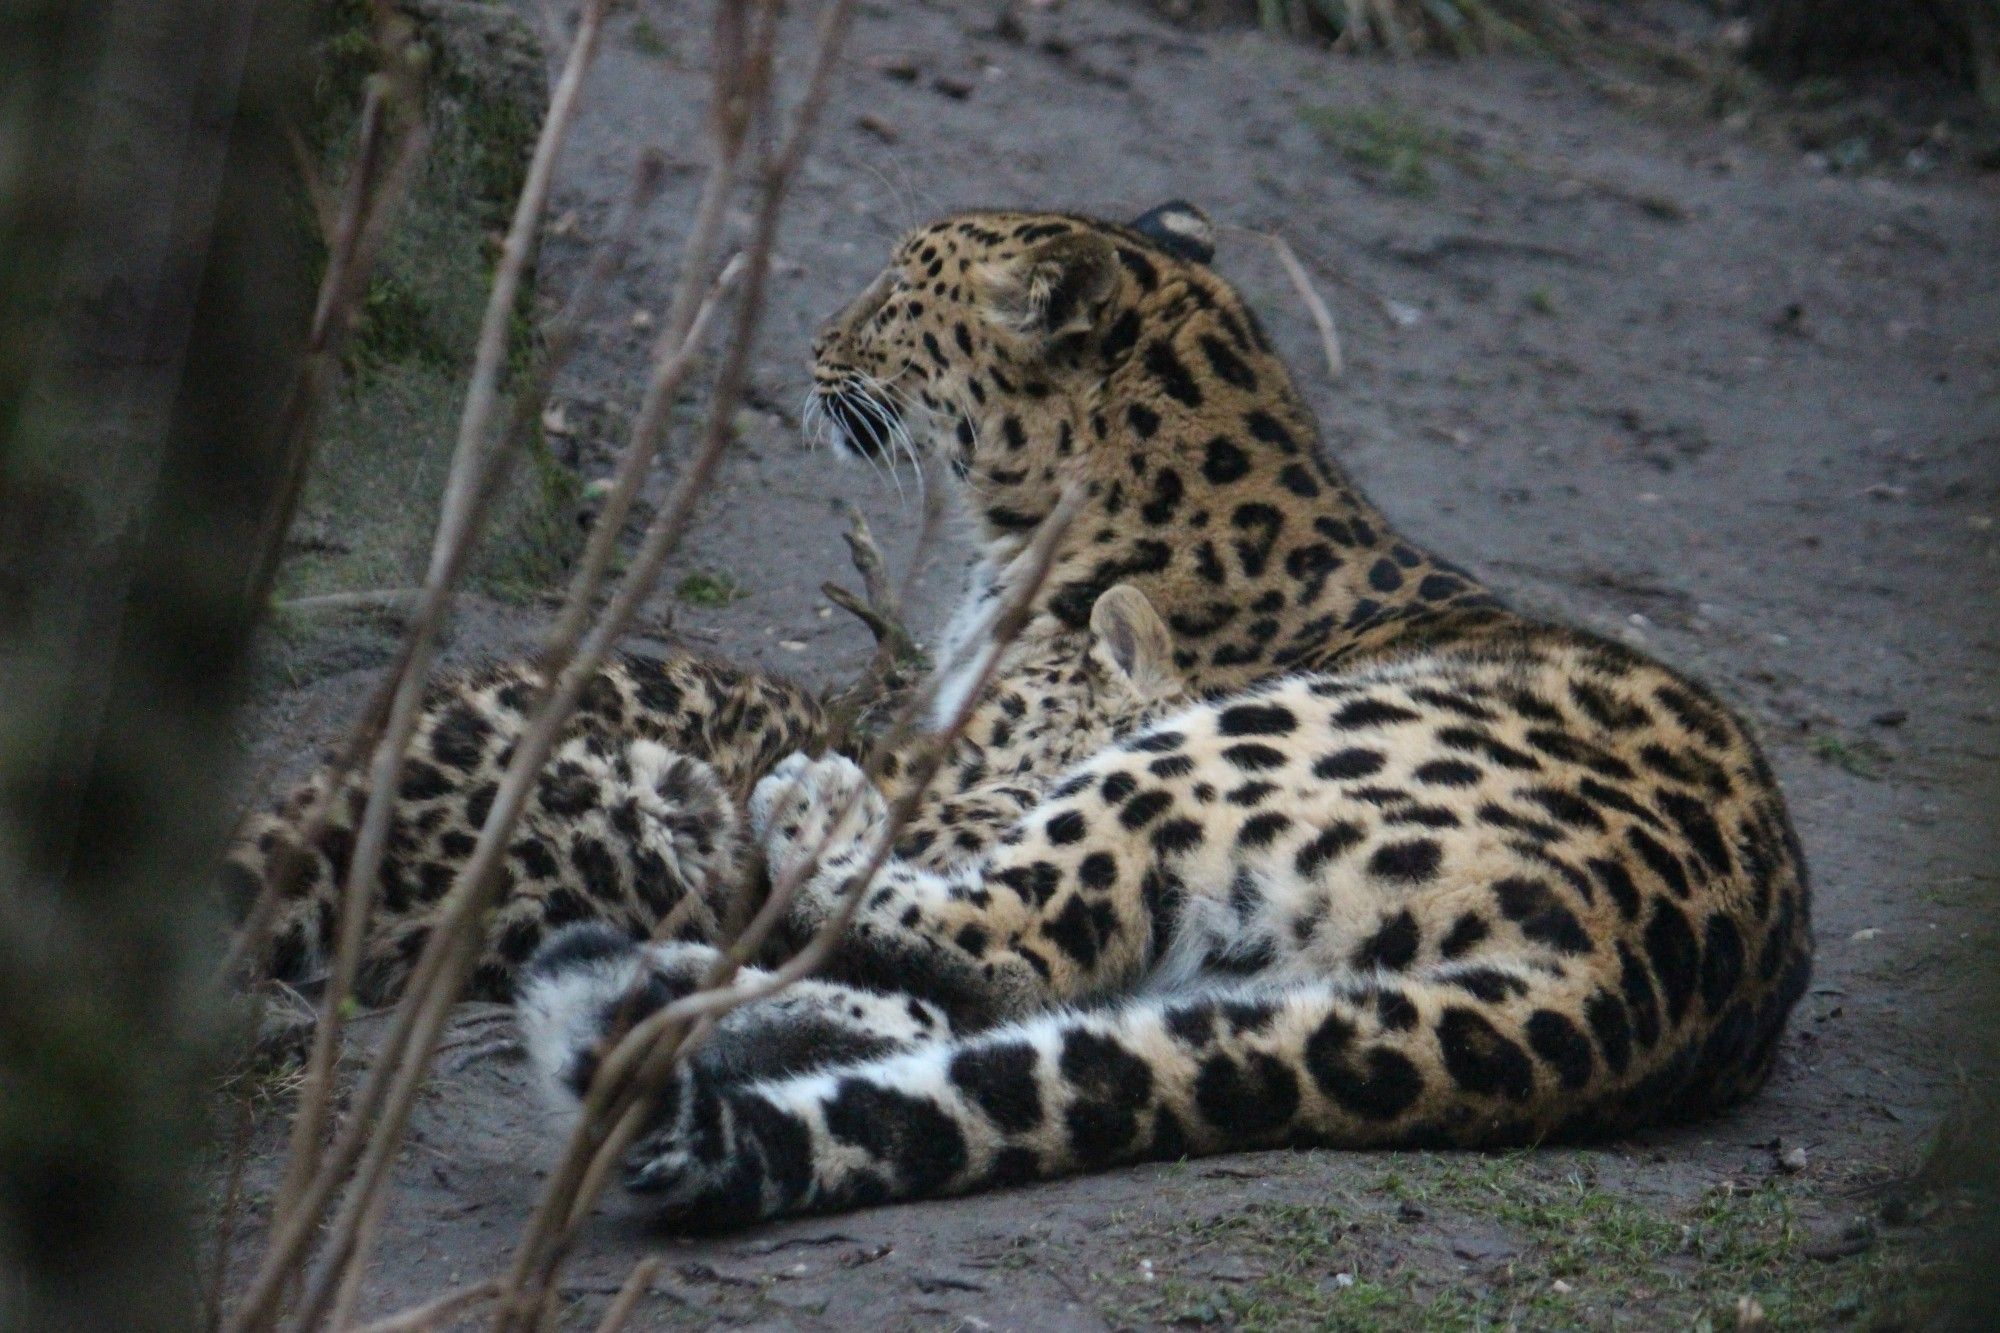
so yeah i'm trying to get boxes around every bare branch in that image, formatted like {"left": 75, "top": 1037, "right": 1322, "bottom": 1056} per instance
{"left": 347, "top": 1281, "right": 500, "bottom": 1333}
{"left": 592, "top": 1258, "right": 663, "bottom": 1333}
{"left": 227, "top": 5, "right": 619, "bottom": 1327}
{"left": 1268, "top": 232, "right": 1345, "bottom": 380}
{"left": 496, "top": 485, "right": 1083, "bottom": 1325}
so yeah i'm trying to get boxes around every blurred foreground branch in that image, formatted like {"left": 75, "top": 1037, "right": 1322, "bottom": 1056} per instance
{"left": 0, "top": 0, "right": 311, "bottom": 1326}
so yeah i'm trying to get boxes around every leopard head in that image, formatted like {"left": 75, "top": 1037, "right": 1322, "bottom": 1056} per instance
{"left": 807, "top": 202, "right": 1220, "bottom": 536}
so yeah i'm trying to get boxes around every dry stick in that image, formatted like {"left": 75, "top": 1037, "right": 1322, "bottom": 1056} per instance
{"left": 248, "top": 49, "right": 430, "bottom": 610}
{"left": 268, "top": 0, "right": 612, "bottom": 1247}
{"left": 291, "top": 209, "right": 748, "bottom": 1333}
{"left": 494, "top": 13, "right": 868, "bottom": 1319}
{"left": 541, "top": 25, "right": 756, "bottom": 658}
{"left": 346, "top": 1282, "right": 499, "bottom": 1333}
{"left": 302, "top": 88, "right": 775, "bottom": 1328}
{"left": 500, "top": 488, "right": 1083, "bottom": 1329}
{"left": 895, "top": 474, "right": 950, "bottom": 613}
{"left": 245, "top": 75, "right": 391, "bottom": 605}
{"left": 592, "top": 1259, "right": 663, "bottom": 1333}
{"left": 296, "top": 236, "right": 727, "bottom": 1333}
{"left": 210, "top": 47, "right": 428, "bottom": 1304}
{"left": 820, "top": 504, "right": 926, "bottom": 739}
{"left": 275, "top": 589, "right": 424, "bottom": 617}
{"left": 272, "top": 1, "right": 813, "bottom": 1320}
{"left": 230, "top": 7, "right": 615, "bottom": 1326}
{"left": 325, "top": 1174, "right": 393, "bottom": 1331}
{"left": 218, "top": 144, "right": 657, "bottom": 997}
{"left": 1267, "top": 233, "right": 1345, "bottom": 380}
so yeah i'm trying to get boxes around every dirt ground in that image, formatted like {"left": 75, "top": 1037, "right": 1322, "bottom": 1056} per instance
{"left": 230, "top": 1, "right": 2000, "bottom": 1326}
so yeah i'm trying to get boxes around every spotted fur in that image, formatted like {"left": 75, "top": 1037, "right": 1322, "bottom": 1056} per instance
{"left": 524, "top": 204, "right": 1813, "bottom": 1227}
{"left": 225, "top": 652, "right": 828, "bottom": 1003}
{"left": 226, "top": 589, "right": 1169, "bottom": 1005}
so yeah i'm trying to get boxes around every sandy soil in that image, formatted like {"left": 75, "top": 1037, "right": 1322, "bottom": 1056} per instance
{"left": 231, "top": 1, "right": 2000, "bottom": 1326}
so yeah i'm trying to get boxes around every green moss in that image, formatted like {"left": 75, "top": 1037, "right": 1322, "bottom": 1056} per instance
{"left": 1099, "top": 1159, "right": 1915, "bottom": 1332}
{"left": 675, "top": 569, "right": 748, "bottom": 608}
{"left": 1303, "top": 103, "right": 1476, "bottom": 195}
{"left": 479, "top": 426, "right": 584, "bottom": 602}
{"left": 630, "top": 17, "right": 674, "bottom": 60}
{"left": 350, "top": 270, "right": 456, "bottom": 375}
{"left": 280, "top": 1, "right": 576, "bottom": 603}
{"left": 1809, "top": 732, "right": 1891, "bottom": 779}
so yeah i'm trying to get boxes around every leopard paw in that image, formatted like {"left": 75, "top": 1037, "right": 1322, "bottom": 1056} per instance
{"left": 748, "top": 752, "right": 887, "bottom": 887}
{"left": 631, "top": 741, "right": 742, "bottom": 881}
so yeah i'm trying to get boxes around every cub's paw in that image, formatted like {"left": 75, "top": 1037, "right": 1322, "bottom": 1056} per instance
{"left": 748, "top": 752, "right": 887, "bottom": 887}
{"left": 624, "top": 743, "right": 746, "bottom": 924}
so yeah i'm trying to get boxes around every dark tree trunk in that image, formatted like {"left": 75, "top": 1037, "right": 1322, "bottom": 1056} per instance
{"left": 1747, "top": 0, "right": 2000, "bottom": 103}
{"left": 0, "top": 0, "right": 308, "bottom": 1326}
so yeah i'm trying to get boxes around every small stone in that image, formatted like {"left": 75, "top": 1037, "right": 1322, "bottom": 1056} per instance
{"left": 630, "top": 309, "right": 654, "bottom": 332}
{"left": 1778, "top": 1146, "right": 1808, "bottom": 1174}
{"left": 1735, "top": 1295, "right": 1768, "bottom": 1330}
{"left": 1552, "top": 1279, "right": 1573, "bottom": 1295}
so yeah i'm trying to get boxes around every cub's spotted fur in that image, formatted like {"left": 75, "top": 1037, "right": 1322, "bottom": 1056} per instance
{"left": 523, "top": 202, "right": 1812, "bottom": 1227}
{"left": 226, "top": 587, "right": 1173, "bottom": 1004}
{"left": 227, "top": 653, "right": 827, "bottom": 1003}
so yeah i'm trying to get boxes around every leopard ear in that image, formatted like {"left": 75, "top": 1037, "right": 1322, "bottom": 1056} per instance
{"left": 1128, "top": 200, "right": 1214, "bottom": 264}
{"left": 1090, "top": 583, "right": 1178, "bottom": 703}
{"left": 977, "top": 231, "right": 1120, "bottom": 340}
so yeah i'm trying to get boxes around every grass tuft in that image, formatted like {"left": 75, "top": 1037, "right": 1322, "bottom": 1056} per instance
{"left": 1098, "top": 1157, "right": 1915, "bottom": 1331}
{"left": 1302, "top": 103, "right": 1473, "bottom": 194}
{"left": 675, "top": 569, "right": 748, "bottom": 608}
{"left": 1259, "top": 0, "right": 1584, "bottom": 59}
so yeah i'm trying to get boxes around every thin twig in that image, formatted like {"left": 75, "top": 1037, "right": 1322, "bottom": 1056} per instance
{"left": 267, "top": 0, "right": 614, "bottom": 1257}
{"left": 498, "top": 486, "right": 1082, "bottom": 1327}
{"left": 276, "top": 589, "right": 424, "bottom": 617}
{"left": 305, "top": 8, "right": 826, "bottom": 1315}
{"left": 248, "top": 37, "right": 430, "bottom": 609}
{"left": 1267, "top": 232, "right": 1345, "bottom": 380}
{"left": 491, "top": 9, "right": 867, "bottom": 1321}
{"left": 592, "top": 1259, "right": 662, "bottom": 1333}
{"left": 347, "top": 1281, "right": 500, "bottom": 1333}
{"left": 227, "top": 6, "right": 617, "bottom": 1327}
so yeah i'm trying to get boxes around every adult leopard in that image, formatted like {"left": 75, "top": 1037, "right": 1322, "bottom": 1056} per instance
{"left": 521, "top": 202, "right": 1813, "bottom": 1227}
